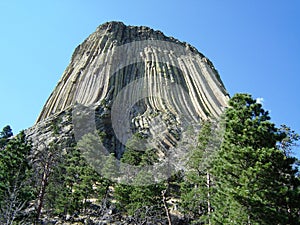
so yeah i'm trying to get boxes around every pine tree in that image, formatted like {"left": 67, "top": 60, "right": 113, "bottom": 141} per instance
{"left": 211, "top": 94, "right": 300, "bottom": 224}
{"left": 180, "top": 120, "right": 222, "bottom": 224}
{"left": 114, "top": 133, "right": 167, "bottom": 222}
{"left": 45, "top": 145, "right": 105, "bottom": 216}
{"left": 75, "top": 131, "right": 114, "bottom": 211}
{"left": 33, "top": 141, "right": 62, "bottom": 222}
{"left": 0, "top": 125, "right": 13, "bottom": 148}
{"left": 0, "top": 131, "right": 34, "bottom": 224}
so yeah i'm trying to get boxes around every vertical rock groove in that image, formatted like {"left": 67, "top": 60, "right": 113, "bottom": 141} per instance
{"left": 33, "top": 21, "right": 229, "bottom": 154}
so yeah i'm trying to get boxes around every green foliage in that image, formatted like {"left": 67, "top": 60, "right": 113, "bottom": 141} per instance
{"left": 278, "top": 124, "right": 300, "bottom": 156}
{"left": 180, "top": 94, "right": 300, "bottom": 224}
{"left": 115, "top": 173, "right": 165, "bottom": 216}
{"left": 224, "top": 94, "right": 278, "bottom": 148}
{"left": 45, "top": 145, "right": 108, "bottom": 216}
{"left": 0, "top": 130, "right": 34, "bottom": 223}
{"left": 0, "top": 125, "right": 13, "bottom": 148}
{"left": 211, "top": 94, "right": 300, "bottom": 224}
{"left": 121, "top": 133, "right": 158, "bottom": 166}
{"left": 0, "top": 125, "right": 13, "bottom": 138}
{"left": 101, "top": 153, "right": 119, "bottom": 180}
{"left": 0, "top": 131, "right": 33, "bottom": 201}
{"left": 1, "top": 93, "right": 299, "bottom": 224}
{"left": 180, "top": 120, "right": 217, "bottom": 224}
{"left": 50, "top": 117, "right": 62, "bottom": 135}
{"left": 114, "top": 133, "right": 165, "bottom": 216}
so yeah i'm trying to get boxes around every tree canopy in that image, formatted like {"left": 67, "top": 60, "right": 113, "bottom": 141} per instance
{"left": 0, "top": 93, "right": 299, "bottom": 224}
{"left": 180, "top": 94, "right": 300, "bottom": 224}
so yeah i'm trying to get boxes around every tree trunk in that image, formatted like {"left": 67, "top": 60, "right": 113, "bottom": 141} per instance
{"left": 162, "top": 189, "right": 172, "bottom": 225}
{"left": 36, "top": 160, "right": 50, "bottom": 223}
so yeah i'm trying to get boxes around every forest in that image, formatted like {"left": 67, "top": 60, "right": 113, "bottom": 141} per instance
{"left": 0, "top": 94, "right": 299, "bottom": 225}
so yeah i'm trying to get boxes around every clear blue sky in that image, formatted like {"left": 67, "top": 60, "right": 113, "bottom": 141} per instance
{"left": 0, "top": 1, "right": 299, "bottom": 156}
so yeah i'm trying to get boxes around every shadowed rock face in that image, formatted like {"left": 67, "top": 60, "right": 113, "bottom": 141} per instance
{"left": 37, "top": 21, "right": 228, "bottom": 123}
{"left": 21, "top": 22, "right": 229, "bottom": 222}
{"left": 30, "top": 21, "right": 229, "bottom": 157}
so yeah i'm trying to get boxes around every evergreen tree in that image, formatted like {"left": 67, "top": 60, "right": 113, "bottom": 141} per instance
{"left": 44, "top": 131, "right": 111, "bottom": 218}
{"left": 116, "top": 172, "right": 165, "bottom": 216}
{"left": 76, "top": 131, "right": 115, "bottom": 210}
{"left": 211, "top": 94, "right": 300, "bottom": 224}
{"left": 45, "top": 145, "right": 105, "bottom": 216}
{"left": 0, "top": 125, "right": 13, "bottom": 138}
{"left": 114, "top": 133, "right": 167, "bottom": 221}
{"left": 33, "top": 141, "right": 62, "bottom": 222}
{"left": 180, "top": 120, "right": 221, "bottom": 224}
{"left": 0, "top": 131, "right": 34, "bottom": 224}
{"left": 0, "top": 125, "right": 13, "bottom": 148}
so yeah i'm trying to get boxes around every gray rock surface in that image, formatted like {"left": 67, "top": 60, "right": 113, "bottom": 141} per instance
{"left": 37, "top": 22, "right": 228, "bottom": 123}
{"left": 23, "top": 21, "right": 230, "bottom": 224}
{"left": 27, "top": 21, "right": 229, "bottom": 156}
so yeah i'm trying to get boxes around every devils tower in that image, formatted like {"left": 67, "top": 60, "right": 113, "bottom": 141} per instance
{"left": 27, "top": 21, "right": 228, "bottom": 159}
{"left": 2, "top": 20, "right": 299, "bottom": 225}
{"left": 37, "top": 21, "right": 228, "bottom": 122}
{"left": 21, "top": 21, "right": 231, "bottom": 224}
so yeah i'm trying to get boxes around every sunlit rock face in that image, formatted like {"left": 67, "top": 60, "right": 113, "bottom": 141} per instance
{"left": 31, "top": 21, "right": 229, "bottom": 157}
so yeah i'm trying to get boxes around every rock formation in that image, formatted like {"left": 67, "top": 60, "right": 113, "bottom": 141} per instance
{"left": 37, "top": 21, "right": 228, "bottom": 123}
{"left": 22, "top": 21, "right": 230, "bottom": 224}
{"left": 27, "top": 21, "right": 229, "bottom": 161}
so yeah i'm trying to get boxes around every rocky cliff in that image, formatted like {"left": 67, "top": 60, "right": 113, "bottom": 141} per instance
{"left": 37, "top": 21, "right": 228, "bottom": 123}
{"left": 22, "top": 21, "right": 230, "bottom": 224}
{"left": 27, "top": 21, "right": 229, "bottom": 159}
